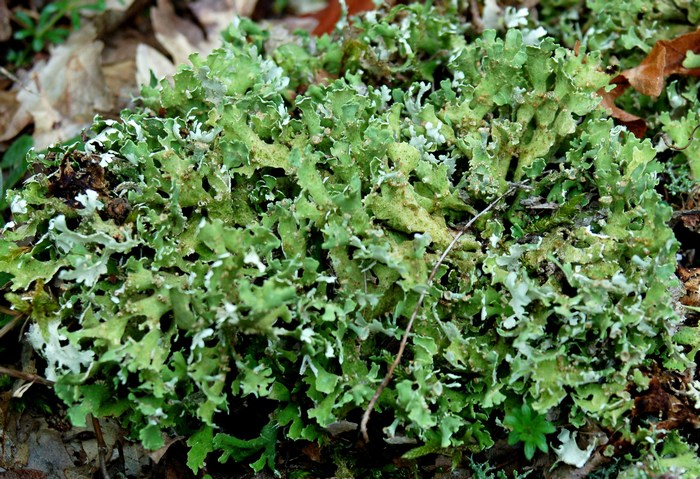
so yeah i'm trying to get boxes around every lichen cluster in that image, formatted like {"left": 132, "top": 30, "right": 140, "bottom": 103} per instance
{"left": 1, "top": 1, "right": 698, "bottom": 476}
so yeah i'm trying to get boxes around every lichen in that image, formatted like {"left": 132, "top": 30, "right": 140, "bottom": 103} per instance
{"left": 1, "top": 2, "right": 697, "bottom": 475}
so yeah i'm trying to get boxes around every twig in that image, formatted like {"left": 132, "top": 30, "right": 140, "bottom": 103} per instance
{"left": 116, "top": 440, "right": 126, "bottom": 476}
{"left": 673, "top": 209, "right": 700, "bottom": 218}
{"left": 0, "top": 305, "right": 21, "bottom": 316}
{"left": 359, "top": 185, "right": 520, "bottom": 442}
{"left": 92, "top": 414, "right": 112, "bottom": 479}
{"left": 0, "top": 366, "right": 54, "bottom": 386}
{"left": 0, "top": 65, "right": 38, "bottom": 96}
{"left": 0, "top": 314, "right": 24, "bottom": 341}
{"left": 0, "top": 65, "right": 22, "bottom": 84}
{"left": 660, "top": 123, "right": 700, "bottom": 151}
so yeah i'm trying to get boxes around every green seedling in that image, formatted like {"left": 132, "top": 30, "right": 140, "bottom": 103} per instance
{"left": 504, "top": 404, "right": 556, "bottom": 460}
{"left": 8, "top": 0, "right": 105, "bottom": 63}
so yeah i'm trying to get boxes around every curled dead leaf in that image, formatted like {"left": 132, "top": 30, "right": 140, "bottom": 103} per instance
{"left": 599, "top": 28, "right": 700, "bottom": 137}
{"left": 147, "top": 435, "right": 185, "bottom": 464}
{"left": 621, "top": 28, "right": 700, "bottom": 98}
{"left": 597, "top": 81, "right": 647, "bottom": 138}
{"left": 309, "top": 0, "right": 377, "bottom": 35}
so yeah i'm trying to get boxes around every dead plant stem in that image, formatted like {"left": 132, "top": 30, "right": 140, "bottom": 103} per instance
{"left": 0, "top": 366, "right": 54, "bottom": 386}
{"left": 0, "top": 314, "right": 24, "bottom": 341}
{"left": 92, "top": 414, "right": 112, "bottom": 479}
{"left": 360, "top": 184, "right": 520, "bottom": 442}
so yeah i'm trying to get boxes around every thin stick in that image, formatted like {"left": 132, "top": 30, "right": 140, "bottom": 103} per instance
{"left": 92, "top": 414, "right": 112, "bottom": 479}
{"left": 0, "top": 314, "right": 24, "bottom": 341}
{"left": 673, "top": 209, "right": 700, "bottom": 218}
{"left": 0, "top": 366, "right": 54, "bottom": 386}
{"left": 0, "top": 65, "right": 37, "bottom": 96}
{"left": 0, "top": 305, "right": 21, "bottom": 316}
{"left": 0, "top": 65, "right": 22, "bottom": 84}
{"left": 661, "top": 123, "right": 700, "bottom": 151}
{"left": 360, "top": 185, "right": 519, "bottom": 442}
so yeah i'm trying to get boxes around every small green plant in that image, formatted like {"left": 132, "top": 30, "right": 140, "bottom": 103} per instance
{"left": 186, "top": 423, "right": 278, "bottom": 474}
{"left": 503, "top": 404, "right": 556, "bottom": 460}
{"left": 8, "top": 0, "right": 105, "bottom": 63}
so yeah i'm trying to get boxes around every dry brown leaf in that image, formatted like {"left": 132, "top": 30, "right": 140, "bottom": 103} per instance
{"left": 147, "top": 435, "right": 185, "bottom": 464}
{"left": 620, "top": 28, "right": 700, "bottom": 97}
{"left": 0, "top": 67, "right": 35, "bottom": 142}
{"left": 152, "top": 0, "right": 210, "bottom": 67}
{"left": 301, "top": 442, "right": 322, "bottom": 462}
{"left": 261, "top": 17, "right": 319, "bottom": 52}
{"left": 8, "top": 25, "right": 113, "bottom": 150}
{"left": 147, "top": 0, "right": 259, "bottom": 89}
{"left": 135, "top": 43, "right": 177, "bottom": 88}
{"left": 190, "top": 0, "right": 258, "bottom": 39}
{"left": 309, "top": 0, "right": 376, "bottom": 35}
{"left": 597, "top": 81, "right": 647, "bottom": 138}
{"left": 105, "top": 0, "right": 138, "bottom": 10}
{"left": 0, "top": 470, "right": 47, "bottom": 479}
{"left": 597, "top": 28, "right": 700, "bottom": 137}
{"left": 0, "top": 90, "right": 24, "bottom": 141}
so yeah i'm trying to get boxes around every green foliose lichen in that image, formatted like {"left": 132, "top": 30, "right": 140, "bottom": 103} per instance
{"left": 0, "top": 3, "right": 693, "bottom": 474}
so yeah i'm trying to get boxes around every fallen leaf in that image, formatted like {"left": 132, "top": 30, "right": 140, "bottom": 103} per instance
{"left": 633, "top": 369, "right": 700, "bottom": 430}
{"left": 261, "top": 17, "right": 320, "bottom": 52}
{"left": 325, "top": 420, "right": 358, "bottom": 436}
{"left": 679, "top": 188, "right": 700, "bottom": 232}
{"left": 597, "top": 81, "right": 647, "bottom": 138}
{"left": 9, "top": 25, "right": 113, "bottom": 150}
{"left": 105, "top": 0, "right": 137, "bottom": 7}
{"left": 301, "top": 442, "right": 322, "bottom": 462}
{"left": 151, "top": 0, "right": 211, "bottom": 67}
{"left": 135, "top": 43, "right": 177, "bottom": 88}
{"left": 148, "top": 435, "right": 185, "bottom": 464}
{"left": 309, "top": 0, "right": 377, "bottom": 35}
{"left": 598, "top": 28, "right": 700, "bottom": 137}
{"left": 0, "top": 90, "right": 24, "bottom": 141}
{"left": 190, "top": 0, "right": 258, "bottom": 40}
{"left": 620, "top": 28, "right": 700, "bottom": 97}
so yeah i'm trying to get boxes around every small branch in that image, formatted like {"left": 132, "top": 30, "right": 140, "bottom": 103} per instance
{"left": 360, "top": 185, "right": 520, "bottom": 442}
{"left": 116, "top": 440, "right": 126, "bottom": 476}
{"left": 0, "top": 305, "right": 21, "bottom": 316}
{"left": 0, "top": 65, "right": 22, "bottom": 84}
{"left": 0, "top": 366, "right": 54, "bottom": 386}
{"left": 0, "top": 314, "right": 24, "bottom": 341}
{"left": 0, "top": 65, "right": 37, "bottom": 96}
{"left": 92, "top": 414, "right": 112, "bottom": 479}
{"left": 661, "top": 123, "right": 700, "bottom": 151}
{"left": 673, "top": 209, "right": 700, "bottom": 218}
